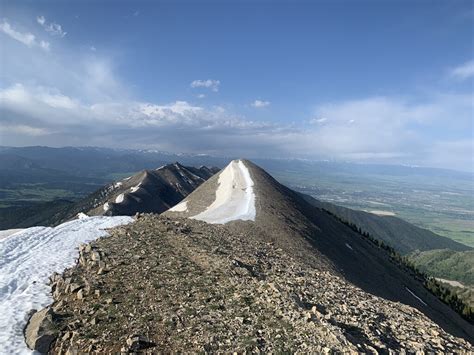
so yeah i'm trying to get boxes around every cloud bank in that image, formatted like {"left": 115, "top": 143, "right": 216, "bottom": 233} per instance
{"left": 0, "top": 15, "right": 472, "bottom": 171}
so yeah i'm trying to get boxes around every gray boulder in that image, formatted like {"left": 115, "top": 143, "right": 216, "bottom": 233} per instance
{"left": 24, "top": 307, "right": 58, "bottom": 353}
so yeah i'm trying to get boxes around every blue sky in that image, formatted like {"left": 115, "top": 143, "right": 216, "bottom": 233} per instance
{"left": 0, "top": 0, "right": 473, "bottom": 171}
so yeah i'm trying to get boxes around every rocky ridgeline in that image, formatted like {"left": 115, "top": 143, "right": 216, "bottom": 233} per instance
{"left": 25, "top": 214, "right": 473, "bottom": 353}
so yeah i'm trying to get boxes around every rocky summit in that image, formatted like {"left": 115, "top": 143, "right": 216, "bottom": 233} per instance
{"left": 31, "top": 215, "right": 472, "bottom": 353}
{"left": 23, "top": 160, "right": 473, "bottom": 353}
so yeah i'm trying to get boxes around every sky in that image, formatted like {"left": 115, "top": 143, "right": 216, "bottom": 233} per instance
{"left": 0, "top": 0, "right": 473, "bottom": 171}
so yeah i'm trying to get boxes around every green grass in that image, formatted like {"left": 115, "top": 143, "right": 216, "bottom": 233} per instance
{"left": 0, "top": 187, "right": 76, "bottom": 207}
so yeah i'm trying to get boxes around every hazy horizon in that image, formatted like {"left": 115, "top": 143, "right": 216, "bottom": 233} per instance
{"left": 3, "top": 144, "right": 474, "bottom": 174}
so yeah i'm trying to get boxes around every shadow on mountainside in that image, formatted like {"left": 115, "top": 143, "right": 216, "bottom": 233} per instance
{"left": 242, "top": 160, "right": 474, "bottom": 344}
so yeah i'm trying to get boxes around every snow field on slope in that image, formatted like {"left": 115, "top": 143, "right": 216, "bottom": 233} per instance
{"left": 115, "top": 193, "right": 125, "bottom": 203}
{"left": 191, "top": 160, "right": 256, "bottom": 224}
{"left": 169, "top": 200, "right": 188, "bottom": 212}
{"left": 0, "top": 216, "right": 133, "bottom": 355}
{"left": 0, "top": 229, "right": 24, "bottom": 240}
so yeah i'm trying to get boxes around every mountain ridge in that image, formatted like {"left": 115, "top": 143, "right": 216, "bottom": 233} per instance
{"left": 168, "top": 159, "right": 474, "bottom": 342}
{"left": 19, "top": 159, "right": 474, "bottom": 352}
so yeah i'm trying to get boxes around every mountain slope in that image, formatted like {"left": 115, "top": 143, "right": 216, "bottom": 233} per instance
{"left": 166, "top": 159, "right": 474, "bottom": 342}
{"left": 45, "top": 215, "right": 472, "bottom": 353}
{"left": 0, "top": 200, "right": 74, "bottom": 229}
{"left": 300, "top": 195, "right": 471, "bottom": 254}
{"left": 45, "top": 163, "right": 219, "bottom": 225}
{"left": 0, "top": 216, "right": 134, "bottom": 353}
{"left": 23, "top": 159, "right": 473, "bottom": 352}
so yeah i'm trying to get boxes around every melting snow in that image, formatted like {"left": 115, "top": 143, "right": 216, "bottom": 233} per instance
{"left": 115, "top": 193, "right": 125, "bottom": 203}
{"left": 405, "top": 287, "right": 427, "bottom": 306}
{"left": 191, "top": 160, "right": 256, "bottom": 224}
{"left": 0, "top": 229, "right": 24, "bottom": 241}
{"left": 169, "top": 200, "right": 188, "bottom": 212}
{"left": 0, "top": 216, "right": 133, "bottom": 354}
{"left": 77, "top": 212, "right": 88, "bottom": 219}
{"left": 130, "top": 184, "right": 141, "bottom": 193}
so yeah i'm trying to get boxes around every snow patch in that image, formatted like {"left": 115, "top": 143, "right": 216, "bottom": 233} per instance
{"left": 405, "top": 287, "right": 427, "bottom": 306}
{"left": 77, "top": 212, "right": 88, "bottom": 219}
{"left": 169, "top": 200, "right": 188, "bottom": 212}
{"left": 0, "top": 216, "right": 133, "bottom": 354}
{"left": 115, "top": 193, "right": 125, "bottom": 203}
{"left": 369, "top": 210, "right": 396, "bottom": 216}
{"left": 345, "top": 243, "right": 354, "bottom": 251}
{"left": 103, "top": 202, "right": 110, "bottom": 211}
{"left": 114, "top": 182, "right": 123, "bottom": 188}
{"left": 0, "top": 229, "right": 24, "bottom": 241}
{"left": 130, "top": 184, "right": 141, "bottom": 193}
{"left": 191, "top": 160, "right": 256, "bottom": 224}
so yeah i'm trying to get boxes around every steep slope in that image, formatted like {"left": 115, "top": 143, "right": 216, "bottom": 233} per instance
{"left": 45, "top": 215, "right": 472, "bottom": 353}
{"left": 0, "top": 216, "right": 134, "bottom": 353}
{"left": 299, "top": 195, "right": 474, "bottom": 305}
{"left": 49, "top": 163, "right": 219, "bottom": 225}
{"left": 166, "top": 159, "right": 474, "bottom": 343}
{"left": 300, "top": 195, "right": 471, "bottom": 254}
{"left": 23, "top": 159, "right": 473, "bottom": 352}
{"left": 0, "top": 200, "right": 74, "bottom": 229}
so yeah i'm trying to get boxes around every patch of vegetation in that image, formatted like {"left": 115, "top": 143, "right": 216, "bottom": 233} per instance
{"left": 408, "top": 249, "right": 474, "bottom": 286}
{"left": 0, "top": 199, "right": 74, "bottom": 229}
{"left": 323, "top": 209, "right": 474, "bottom": 323}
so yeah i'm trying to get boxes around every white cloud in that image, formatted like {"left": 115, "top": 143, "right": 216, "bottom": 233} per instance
{"left": 37, "top": 15, "right": 67, "bottom": 37}
{"left": 0, "top": 21, "right": 50, "bottom": 51}
{"left": 307, "top": 95, "right": 473, "bottom": 168}
{"left": 37, "top": 16, "right": 46, "bottom": 26}
{"left": 190, "top": 79, "right": 220, "bottom": 92}
{"left": 251, "top": 100, "right": 270, "bottom": 108}
{"left": 40, "top": 40, "right": 50, "bottom": 51}
{"left": 1, "top": 17, "right": 472, "bottom": 171}
{"left": 197, "top": 94, "right": 206, "bottom": 99}
{"left": 0, "top": 84, "right": 269, "bottom": 132}
{"left": 310, "top": 117, "right": 327, "bottom": 124}
{"left": 450, "top": 60, "right": 474, "bottom": 80}
{"left": 0, "top": 124, "right": 49, "bottom": 136}
{"left": 2, "top": 81, "right": 472, "bottom": 170}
